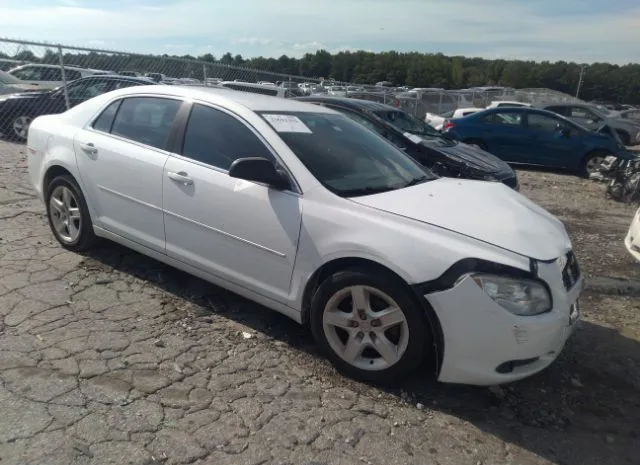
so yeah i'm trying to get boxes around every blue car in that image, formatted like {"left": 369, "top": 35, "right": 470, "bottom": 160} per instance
{"left": 442, "top": 107, "right": 635, "bottom": 177}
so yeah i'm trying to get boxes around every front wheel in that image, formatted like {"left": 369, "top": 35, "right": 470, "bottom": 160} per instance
{"left": 10, "top": 115, "right": 32, "bottom": 141}
{"left": 581, "top": 151, "right": 608, "bottom": 178}
{"left": 310, "top": 268, "right": 429, "bottom": 383}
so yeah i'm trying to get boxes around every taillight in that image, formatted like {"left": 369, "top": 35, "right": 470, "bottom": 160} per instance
{"left": 442, "top": 120, "right": 455, "bottom": 131}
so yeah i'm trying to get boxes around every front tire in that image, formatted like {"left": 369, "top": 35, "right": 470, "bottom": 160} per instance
{"left": 45, "top": 175, "right": 97, "bottom": 252}
{"left": 581, "top": 151, "right": 608, "bottom": 178}
{"left": 310, "top": 268, "right": 429, "bottom": 383}
{"left": 10, "top": 115, "right": 32, "bottom": 141}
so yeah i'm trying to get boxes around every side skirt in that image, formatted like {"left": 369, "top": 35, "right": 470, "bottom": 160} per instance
{"left": 93, "top": 226, "right": 303, "bottom": 324}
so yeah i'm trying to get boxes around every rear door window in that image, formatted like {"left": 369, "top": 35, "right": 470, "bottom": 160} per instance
{"left": 66, "top": 79, "right": 111, "bottom": 100}
{"left": 482, "top": 111, "right": 522, "bottom": 126}
{"left": 10, "top": 66, "right": 42, "bottom": 81}
{"left": 40, "top": 67, "right": 63, "bottom": 81}
{"left": 65, "top": 69, "right": 82, "bottom": 81}
{"left": 110, "top": 97, "right": 181, "bottom": 150}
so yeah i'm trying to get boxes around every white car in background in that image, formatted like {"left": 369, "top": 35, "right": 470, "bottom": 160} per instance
{"left": 425, "top": 108, "right": 483, "bottom": 130}
{"left": 27, "top": 85, "right": 582, "bottom": 385}
{"left": 8, "top": 64, "right": 106, "bottom": 89}
{"left": 326, "top": 86, "right": 347, "bottom": 97}
{"left": 626, "top": 207, "right": 640, "bottom": 262}
{"left": 486, "top": 101, "right": 532, "bottom": 109}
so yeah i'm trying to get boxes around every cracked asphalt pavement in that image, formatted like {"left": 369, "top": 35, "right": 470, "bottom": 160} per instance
{"left": 1, "top": 140, "right": 639, "bottom": 465}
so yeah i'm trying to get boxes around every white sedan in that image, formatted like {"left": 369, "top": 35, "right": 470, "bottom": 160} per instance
{"left": 626, "top": 207, "right": 640, "bottom": 262}
{"left": 27, "top": 85, "right": 582, "bottom": 385}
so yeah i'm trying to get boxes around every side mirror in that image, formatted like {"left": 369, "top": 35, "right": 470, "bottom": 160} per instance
{"left": 556, "top": 124, "right": 570, "bottom": 137}
{"left": 228, "top": 157, "right": 291, "bottom": 190}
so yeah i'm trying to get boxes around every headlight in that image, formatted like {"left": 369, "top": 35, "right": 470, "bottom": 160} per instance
{"left": 472, "top": 274, "right": 552, "bottom": 316}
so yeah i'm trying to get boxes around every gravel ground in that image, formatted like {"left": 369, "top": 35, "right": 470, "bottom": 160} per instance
{"left": 0, "top": 139, "right": 639, "bottom": 465}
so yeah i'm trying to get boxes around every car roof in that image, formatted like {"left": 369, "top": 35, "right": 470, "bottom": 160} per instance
{"left": 295, "top": 96, "right": 398, "bottom": 113}
{"left": 74, "top": 75, "right": 155, "bottom": 84}
{"left": 466, "top": 106, "right": 593, "bottom": 126}
{"left": 12, "top": 63, "right": 86, "bottom": 70}
{"left": 542, "top": 102, "right": 589, "bottom": 108}
{"left": 107, "top": 85, "right": 334, "bottom": 113}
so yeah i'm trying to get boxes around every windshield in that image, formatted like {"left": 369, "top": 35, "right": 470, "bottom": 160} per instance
{"left": 586, "top": 104, "right": 610, "bottom": 118}
{"left": 440, "top": 110, "right": 454, "bottom": 118}
{"left": 373, "top": 109, "right": 443, "bottom": 140}
{"left": 0, "top": 71, "right": 23, "bottom": 85}
{"left": 259, "top": 112, "right": 435, "bottom": 197}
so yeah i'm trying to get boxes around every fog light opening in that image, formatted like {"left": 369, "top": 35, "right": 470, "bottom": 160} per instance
{"left": 496, "top": 357, "right": 540, "bottom": 374}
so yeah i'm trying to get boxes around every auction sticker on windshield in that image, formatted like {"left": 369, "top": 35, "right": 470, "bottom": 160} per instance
{"left": 403, "top": 132, "right": 423, "bottom": 144}
{"left": 263, "top": 114, "right": 312, "bottom": 133}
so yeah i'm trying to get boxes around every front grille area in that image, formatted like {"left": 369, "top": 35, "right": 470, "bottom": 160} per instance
{"left": 562, "top": 251, "right": 581, "bottom": 290}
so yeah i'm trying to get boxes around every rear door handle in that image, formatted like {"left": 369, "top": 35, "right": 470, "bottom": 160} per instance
{"left": 79, "top": 142, "right": 97, "bottom": 154}
{"left": 167, "top": 171, "right": 193, "bottom": 186}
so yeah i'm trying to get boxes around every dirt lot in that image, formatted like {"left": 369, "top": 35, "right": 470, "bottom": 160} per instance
{"left": 1, "top": 139, "right": 639, "bottom": 465}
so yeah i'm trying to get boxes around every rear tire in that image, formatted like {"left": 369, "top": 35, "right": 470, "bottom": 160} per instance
{"left": 310, "top": 267, "right": 429, "bottom": 384}
{"left": 45, "top": 175, "right": 97, "bottom": 252}
{"left": 581, "top": 151, "right": 608, "bottom": 178}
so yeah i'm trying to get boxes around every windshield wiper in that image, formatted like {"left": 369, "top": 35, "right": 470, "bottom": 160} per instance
{"left": 402, "top": 176, "right": 431, "bottom": 188}
{"left": 340, "top": 185, "right": 397, "bottom": 197}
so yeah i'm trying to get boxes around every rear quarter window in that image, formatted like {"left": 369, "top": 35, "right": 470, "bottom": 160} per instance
{"left": 92, "top": 100, "right": 122, "bottom": 133}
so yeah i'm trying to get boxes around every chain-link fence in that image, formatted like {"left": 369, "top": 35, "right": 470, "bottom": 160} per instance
{"left": 0, "top": 37, "right": 588, "bottom": 140}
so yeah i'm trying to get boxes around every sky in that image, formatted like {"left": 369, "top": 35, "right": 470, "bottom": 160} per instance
{"left": 0, "top": 0, "right": 638, "bottom": 64}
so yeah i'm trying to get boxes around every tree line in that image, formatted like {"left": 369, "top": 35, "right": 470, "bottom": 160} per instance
{"left": 5, "top": 47, "right": 640, "bottom": 104}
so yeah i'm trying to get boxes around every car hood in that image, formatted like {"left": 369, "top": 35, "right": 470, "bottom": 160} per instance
{"left": 350, "top": 177, "right": 569, "bottom": 261}
{"left": 0, "top": 83, "right": 40, "bottom": 94}
{"left": 420, "top": 137, "right": 513, "bottom": 174}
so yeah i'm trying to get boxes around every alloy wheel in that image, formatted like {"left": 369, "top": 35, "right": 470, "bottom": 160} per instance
{"left": 12, "top": 116, "right": 32, "bottom": 140}
{"left": 49, "top": 185, "right": 82, "bottom": 243}
{"left": 322, "top": 285, "right": 409, "bottom": 371}
{"left": 586, "top": 155, "right": 606, "bottom": 176}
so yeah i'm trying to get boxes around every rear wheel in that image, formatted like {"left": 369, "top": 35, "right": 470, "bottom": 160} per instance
{"left": 310, "top": 268, "right": 429, "bottom": 383}
{"left": 581, "top": 151, "right": 608, "bottom": 178}
{"left": 45, "top": 175, "right": 97, "bottom": 252}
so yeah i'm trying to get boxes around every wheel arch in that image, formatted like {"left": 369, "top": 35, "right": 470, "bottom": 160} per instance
{"left": 43, "top": 165, "right": 74, "bottom": 193}
{"left": 614, "top": 128, "right": 630, "bottom": 145}
{"left": 300, "top": 256, "right": 444, "bottom": 371}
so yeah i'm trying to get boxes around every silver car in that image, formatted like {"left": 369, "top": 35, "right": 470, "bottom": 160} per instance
{"left": 0, "top": 70, "right": 39, "bottom": 95}
{"left": 544, "top": 103, "right": 640, "bottom": 146}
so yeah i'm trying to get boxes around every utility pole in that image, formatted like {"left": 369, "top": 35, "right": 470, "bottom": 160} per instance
{"left": 575, "top": 64, "right": 586, "bottom": 98}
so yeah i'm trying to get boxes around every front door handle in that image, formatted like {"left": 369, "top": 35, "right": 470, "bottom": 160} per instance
{"left": 167, "top": 171, "right": 193, "bottom": 186}
{"left": 79, "top": 142, "right": 97, "bottom": 154}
